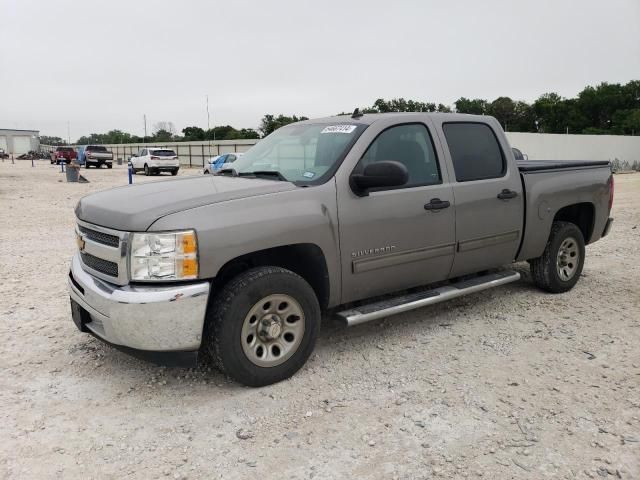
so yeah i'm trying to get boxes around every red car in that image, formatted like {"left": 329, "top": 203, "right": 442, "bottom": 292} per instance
{"left": 51, "top": 146, "right": 77, "bottom": 164}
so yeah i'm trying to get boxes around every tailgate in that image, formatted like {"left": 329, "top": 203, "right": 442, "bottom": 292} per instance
{"left": 89, "top": 152, "right": 112, "bottom": 159}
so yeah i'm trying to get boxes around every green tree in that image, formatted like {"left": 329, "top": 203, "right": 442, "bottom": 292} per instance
{"left": 454, "top": 97, "right": 488, "bottom": 115}
{"left": 238, "top": 128, "right": 260, "bottom": 139}
{"left": 182, "top": 126, "right": 206, "bottom": 141}
{"left": 39, "top": 135, "right": 66, "bottom": 145}
{"left": 487, "top": 97, "right": 516, "bottom": 131}
{"left": 512, "top": 101, "right": 536, "bottom": 132}
{"left": 533, "top": 93, "right": 567, "bottom": 133}
{"left": 152, "top": 129, "right": 174, "bottom": 142}
{"left": 575, "top": 82, "right": 636, "bottom": 132}
{"left": 259, "top": 114, "right": 308, "bottom": 137}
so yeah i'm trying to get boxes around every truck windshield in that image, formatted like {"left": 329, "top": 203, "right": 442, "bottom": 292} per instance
{"left": 230, "top": 123, "right": 366, "bottom": 183}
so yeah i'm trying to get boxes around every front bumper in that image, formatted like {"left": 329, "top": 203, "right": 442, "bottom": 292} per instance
{"left": 68, "top": 253, "right": 210, "bottom": 361}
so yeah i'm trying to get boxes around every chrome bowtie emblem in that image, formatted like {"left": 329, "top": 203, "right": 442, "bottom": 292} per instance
{"left": 76, "top": 233, "right": 86, "bottom": 252}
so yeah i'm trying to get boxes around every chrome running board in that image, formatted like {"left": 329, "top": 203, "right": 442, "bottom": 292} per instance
{"left": 337, "top": 270, "right": 521, "bottom": 326}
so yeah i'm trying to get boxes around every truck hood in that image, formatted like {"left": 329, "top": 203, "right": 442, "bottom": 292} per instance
{"left": 75, "top": 175, "right": 297, "bottom": 231}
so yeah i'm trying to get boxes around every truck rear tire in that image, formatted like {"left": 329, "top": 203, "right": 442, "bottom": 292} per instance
{"left": 202, "top": 266, "right": 321, "bottom": 387}
{"left": 530, "top": 221, "right": 585, "bottom": 293}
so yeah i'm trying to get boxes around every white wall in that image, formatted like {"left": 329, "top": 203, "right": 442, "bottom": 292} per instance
{"left": 505, "top": 132, "right": 640, "bottom": 163}
{"left": 45, "top": 133, "right": 640, "bottom": 167}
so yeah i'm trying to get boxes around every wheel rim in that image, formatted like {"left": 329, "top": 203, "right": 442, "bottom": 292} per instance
{"left": 556, "top": 236, "right": 580, "bottom": 281}
{"left": 241, "top": 294, "right": 305, "bottom": 368}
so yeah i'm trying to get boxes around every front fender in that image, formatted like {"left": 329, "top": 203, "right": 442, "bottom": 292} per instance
{"left": 148, "top": 180, "right": 342, "bottom": 306}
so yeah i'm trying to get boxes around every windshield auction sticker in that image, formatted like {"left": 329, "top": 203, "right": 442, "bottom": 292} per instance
{"left": 321, "top": 125, "right": 357, "bottom": 134}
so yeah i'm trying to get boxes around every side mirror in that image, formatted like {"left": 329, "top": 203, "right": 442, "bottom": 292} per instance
{"left": 350, "top": 161, "right": 409, "bottom": 196}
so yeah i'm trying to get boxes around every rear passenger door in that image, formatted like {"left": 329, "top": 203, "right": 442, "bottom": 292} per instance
{"left": 436, "top": 120, "right": 524, "bottom": 277}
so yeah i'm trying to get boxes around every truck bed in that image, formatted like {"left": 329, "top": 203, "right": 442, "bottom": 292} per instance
{"left": 517, "top": 160, "right": 610, "bottom": 172}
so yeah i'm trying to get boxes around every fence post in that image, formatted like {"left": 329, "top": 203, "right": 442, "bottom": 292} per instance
{"left": 188, "top": 144, "right": 192, "bottom": 167}
{"left": 201, "top": 145, "right": 205, "bottom": 168}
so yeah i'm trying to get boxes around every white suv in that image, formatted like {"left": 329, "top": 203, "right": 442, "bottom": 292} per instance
{"left": 131, "top": 148, "right": 179, "bottom": 176}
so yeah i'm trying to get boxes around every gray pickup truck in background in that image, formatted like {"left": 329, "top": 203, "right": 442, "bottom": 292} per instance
{"left": 84, "top": 145, "right": 113, "bottom": 168}
{"left": 68, "top": 112, "right": 614, "bottom": 386}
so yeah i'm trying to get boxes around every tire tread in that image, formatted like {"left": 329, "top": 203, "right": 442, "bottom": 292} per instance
{"left": 202, "top": 266, "right": 318, "bottom": 386}
{"left": 530, "top": 221, "right": 585, "bottom": 293}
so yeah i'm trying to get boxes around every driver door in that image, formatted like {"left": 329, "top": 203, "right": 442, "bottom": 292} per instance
{"left": 337, "top": 121, "right": 456, "bottom": 303}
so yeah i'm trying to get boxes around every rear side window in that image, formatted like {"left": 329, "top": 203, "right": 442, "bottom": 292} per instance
{"left": 151, "top": 150, "right": 176, "bottom": 157}
{"left": 358, "top": 123, "right": 441, "bottom": 188}
{"left": 443, "top": 123, "right": 505, "bottom": 182}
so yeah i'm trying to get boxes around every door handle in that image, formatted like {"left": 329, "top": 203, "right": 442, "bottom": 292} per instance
{"left": 424, "top": 198, "right": 451, "bottom": 210}
{"left": 497, "top": 189, "right": 518, "bottom": 200}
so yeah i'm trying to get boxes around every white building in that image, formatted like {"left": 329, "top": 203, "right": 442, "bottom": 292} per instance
{"left": 0, "top": 129, "right": 40, "bottom": 155}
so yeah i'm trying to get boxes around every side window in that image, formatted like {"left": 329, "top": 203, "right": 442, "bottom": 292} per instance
{"left": 358, "top": 123, "right": 441, "bottom": 188}
{"left": 140, "top": 149, "right": 147, "bottom": 156}
{"left": 227, "top": 154, "right": 236, "bottom": 163}
{"left": 442, "top": 123, "right": 505, "bottom": 182}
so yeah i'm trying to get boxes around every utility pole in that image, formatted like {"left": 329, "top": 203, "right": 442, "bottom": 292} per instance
{"left": 143, "top": 114, "right": 147, "bottom": 144}
{"left": 206, "top": 95, "right": 215, "bottom": 142}
{"left": 206, "top": 95, "right": 210, "bottom": 132}
{"left": 67, "top": 121, "right": 71, "bottom": 145}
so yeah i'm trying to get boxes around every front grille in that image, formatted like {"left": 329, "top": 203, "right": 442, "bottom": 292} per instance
{"left": 81, "top": 252, "right": 118, "bottom": 277}
{"left": 79, "top": 225, "right": 119, "bottom": 248}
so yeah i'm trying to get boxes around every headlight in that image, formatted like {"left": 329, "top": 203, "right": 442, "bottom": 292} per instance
{"left": 129, "top": 230, "right": 198, "bottom": 281}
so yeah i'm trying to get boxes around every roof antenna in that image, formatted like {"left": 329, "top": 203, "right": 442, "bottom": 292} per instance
{"left": 351, "top": 108, "right": 363, "bottom": 119}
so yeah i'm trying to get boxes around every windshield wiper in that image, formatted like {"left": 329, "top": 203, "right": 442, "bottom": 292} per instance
{"left": 238, "top": 171, "right": 287, "bottom": 181}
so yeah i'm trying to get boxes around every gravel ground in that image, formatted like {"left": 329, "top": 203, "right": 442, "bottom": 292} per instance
{"left": 1, "top": 160, "right": 639, "bottom": 480}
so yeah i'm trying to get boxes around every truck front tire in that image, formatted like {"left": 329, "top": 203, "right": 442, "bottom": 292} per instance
{"left": 530, "top": 221, "right": 585, "bottom": 293}
{"left": 202, "top": 266, "right": 321, "bottom": 387}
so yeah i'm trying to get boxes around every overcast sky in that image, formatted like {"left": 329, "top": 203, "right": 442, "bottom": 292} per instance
{"left": 1, "top": 0, "right": 639, "bottom": 140}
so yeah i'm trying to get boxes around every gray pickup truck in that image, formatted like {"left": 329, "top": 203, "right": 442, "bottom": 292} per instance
{"left": 84, "top": 145, "right": 113, "bottom": 169}
{"left": 68, "top": 113, "right": 614, "bottom": 386}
